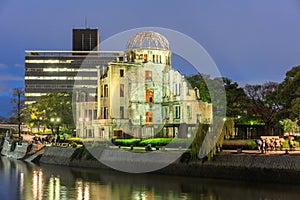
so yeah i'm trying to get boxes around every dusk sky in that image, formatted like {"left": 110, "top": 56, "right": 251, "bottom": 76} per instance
{"left": 1, "top": 0, "right": 300, "bottom": 118}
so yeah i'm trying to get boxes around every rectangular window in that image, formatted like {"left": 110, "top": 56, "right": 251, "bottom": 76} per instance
{"left": 162, "top": 106, "right": 168, "bottom": 120}
{"left": 103, "top": 107, "right": 108, "bottom": 119}
{"left": 120, "top": 84, "right": 124, "bottom": 97}
{"left": 88, "top": 109, "right": 92, "bottom": 121}
{"left": 174, "top": 106, "right": 181, "bottom": 119}
{"left": 197, "top": 114, "right": 201, "bottom": 123}
{"left": 187, "top": 105, "right": 192, "bottom": 119}
{"left": 174, "top": 83, "right": 180, "bottom": 96}
{"left": 120, "top": 106, "right": 124, "bottom": 119}
{"left": 100, "top": 85, "right": 103, "bottom": 97}
{"left": 145, "top": 70, "right": 152, "bottom": 81}
{"left": 143, "top": 54, "right": 148, "bottom": 62}
{"left": 104, "top": 84, "right": 108, "bottom": 97}
{"left": 145, "top": 90, "right": 154, "bottom": 102}
{"left": 93, "top": 110, "right": 97, "bottom": 120}
{"left": 120, "top": 69, "right": 124, "bottom": 77}
{"left": 100, "top": 107, "right": 103, "bottom": 119}
{"left": 146, "top": 111, "right": 154, "bottom": 124}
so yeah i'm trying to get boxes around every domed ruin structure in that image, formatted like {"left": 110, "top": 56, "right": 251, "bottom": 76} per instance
{"left": 126, "top": 31, "right": 170, "bottom": 51}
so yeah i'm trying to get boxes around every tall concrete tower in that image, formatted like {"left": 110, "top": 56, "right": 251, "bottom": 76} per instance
{"left": 72, "top": 28, "right": 100, "bottom": 51}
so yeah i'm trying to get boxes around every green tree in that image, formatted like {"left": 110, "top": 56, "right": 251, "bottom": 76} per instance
{"left": 277, "top": 66, "right": 300, "bottom": 120}
{"left": 186, "top": 74, "right": 247, "bottom": 119}
{"left": 222, "top": 78, "right": 247, "bottom": 119}
{"left": 244, "top": 82, "right": 281, "bottom": 134}
{"left": 186, "top": 73, "right": 211, "bottom": 102}
{"left": 190, "top": 123, "right": 209, "bottom": 160}
{"left": 28, "top": 92, "right": 74, "bottom": 135}
{"left": 291, "top": 98, "right": 300, "bottom": 120}
{"left": 279, "top": 118, "right": 299, "bottom": 133}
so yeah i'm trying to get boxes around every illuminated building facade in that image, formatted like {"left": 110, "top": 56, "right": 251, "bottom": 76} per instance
{"left": 24, "top": 51, "right": 122, "bottom": 104}
{"left": 24, "top": 28, "right": 122, "bottom": 104}
{"left": 90, "top": 31, "right": 212, "bottom": 139}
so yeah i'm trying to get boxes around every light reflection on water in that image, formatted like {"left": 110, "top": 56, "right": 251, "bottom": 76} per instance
{"left": 1, "top": 156, "right": 300, "bottom": 200}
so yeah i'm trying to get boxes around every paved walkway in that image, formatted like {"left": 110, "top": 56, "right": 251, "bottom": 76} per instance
{"left": 17, "top": 134, "right": 300, "bottom": 156}
{"left": 222, "top": 149, "right": 300, "bottom": 155}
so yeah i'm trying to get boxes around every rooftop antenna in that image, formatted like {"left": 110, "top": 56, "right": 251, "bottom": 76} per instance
{"left": 85, "top": 16, "right": 88, "bottom": 28}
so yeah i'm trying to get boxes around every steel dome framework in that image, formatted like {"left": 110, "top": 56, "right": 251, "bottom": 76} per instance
{"left": 126, "top": 31, "right": 170, "bottom": 51}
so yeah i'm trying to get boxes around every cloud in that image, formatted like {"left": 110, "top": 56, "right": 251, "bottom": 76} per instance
{"left": 14, "top": 63, "right": 23, "bottom": 68}
{"left": 0, "top": 74, "right": 23, "bottom": 95}
{"left": 0, "top": 74, "right": 23, "bottom": 81}
{"left": 0, "top": 83, "right": 11, "bottom": 94}
{"left": 0, "top": 95, "right": 13, "bottom": 118}
{"left": 0, "top": 63, "right": 7, "bottom": 69}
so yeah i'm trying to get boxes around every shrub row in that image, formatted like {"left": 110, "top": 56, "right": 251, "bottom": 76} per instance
{"left": 66, "top": 137, "right": 83, "bottom": 144}
{"left": 114, "top": 138, "right": 192, "bottom": 148}
{"left": 114, "top": 139, "right": 141, "bottom": 146}
{"left": 282, "top": 140, "right": 299, "bottom": 148}
{"left": 221, "top": 139, "right": 300, "bottom": 150}
{"left": 221, "top": 139, "right": 257, "bottom": 150}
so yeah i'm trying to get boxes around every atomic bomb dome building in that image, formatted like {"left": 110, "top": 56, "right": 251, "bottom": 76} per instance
{"left": 76, "top": 31, "right": 212, "bottom": 138}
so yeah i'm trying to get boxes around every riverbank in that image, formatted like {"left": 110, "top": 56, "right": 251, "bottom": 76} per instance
{"left": 2, "top": 140, "right": 300, "bottom": 184}
{"left": 36, "top": 146, "right": 300, "bottom": 184}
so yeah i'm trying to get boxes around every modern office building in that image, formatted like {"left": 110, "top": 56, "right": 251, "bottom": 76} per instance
{"left": 75, "top": 31, "right": 212, "bottom": 139}
{"left": 24, "top": 28, "right": 123, "bottom": 104}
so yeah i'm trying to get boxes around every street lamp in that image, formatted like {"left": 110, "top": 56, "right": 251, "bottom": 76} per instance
{"left": 50, "top": 117, "right": 61, "bottom": 135}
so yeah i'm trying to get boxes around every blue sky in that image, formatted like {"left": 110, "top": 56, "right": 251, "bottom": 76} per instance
{"left": 1, "top": 0, "right": 300, "bottom": 117}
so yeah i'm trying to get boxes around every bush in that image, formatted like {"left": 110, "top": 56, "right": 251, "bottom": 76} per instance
{"left": 139, "top": 138, "right": 172, "bottom": 147}
{"left": 114, "top": 139, "right": 141, "bottom": 146}
{"left": 112, "top": 138, "right": 192, "bottom": 148}
{"left": 222, "top": 139, "right": 257, "bottom": 150}
{"left": 71, "top": 143, "right": 77, "bottom": 148}
{"left": 282, "top": 140, "right": 299, "bottom": 148}
{"left": 139, "top": 138, "right": 191, "bottom": 148}
{"left": 66, "top": 137, "right": 83, "bottom": 144}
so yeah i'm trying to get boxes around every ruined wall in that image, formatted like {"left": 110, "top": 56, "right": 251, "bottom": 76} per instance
{"left": 1, "top": 140, "right": 29, "bottom": 159}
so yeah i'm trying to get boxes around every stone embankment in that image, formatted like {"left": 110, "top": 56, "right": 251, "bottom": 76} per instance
{"left": 36, "top": 146, "right": 300, "bottom": 184}
{"left": 2, "top": 141, "right": 300, "bottom": 184}
{"left": 159, "top": 154, "right": 300, "bottom": 184}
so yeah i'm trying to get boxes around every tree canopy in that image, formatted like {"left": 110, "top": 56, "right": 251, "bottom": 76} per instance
{"left": 25, "top": 92, "right": 74, "bottom": 134}
{"left": 186, "top": 74, "right": 246, "bottom": 119}
{"left": 244, "top": 82, "right": 281, "bottom": 133}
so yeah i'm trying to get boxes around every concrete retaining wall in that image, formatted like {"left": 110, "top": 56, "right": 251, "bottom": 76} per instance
{"left": 159, "top": 154, "right": 300, "bottom": 184}
{"left": 39, "top": 146, "right": 76, "bottom": 166}
{"left": 21, "top": 147, "right": 300, "bottom": 184}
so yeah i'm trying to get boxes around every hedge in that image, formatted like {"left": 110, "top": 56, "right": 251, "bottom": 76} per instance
{"left": 113, "top": 138, "right": 192, "bottom": 148}
{"left": 222, "top": 139, "right": 257, "bottom": 150}
{"left": 282, "top": 140, "right": 299, "bottom": 148}
{"left": 66, "top": 137, "right": 83, "bottom": 144}
{"left": 139, "top": 138, "right": 192, "bottom": 148}
{"left": 114, "top": 139, "right": 141, "bottom": 146}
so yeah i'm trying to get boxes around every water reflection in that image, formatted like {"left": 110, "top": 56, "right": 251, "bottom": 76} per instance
{"left": 1, "top": 156, "right": 300, "bottom": 200}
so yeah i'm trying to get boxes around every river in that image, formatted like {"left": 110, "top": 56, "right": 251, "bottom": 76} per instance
{"left": 0, "top": 156, "right": 299, "bottom": 200}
